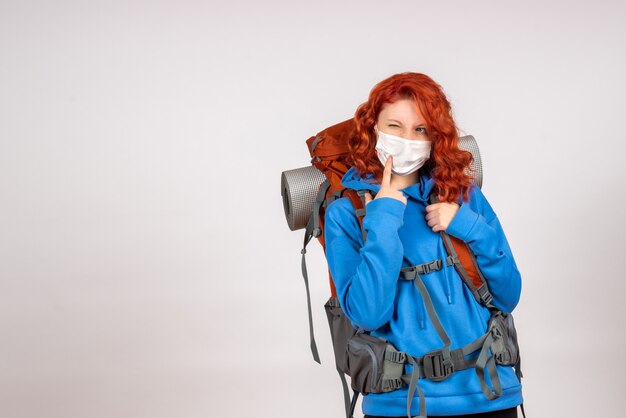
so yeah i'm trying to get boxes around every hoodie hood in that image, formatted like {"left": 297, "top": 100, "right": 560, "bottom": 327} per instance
{"left": 340, "top": 166, "right": 437, "bottom": 203}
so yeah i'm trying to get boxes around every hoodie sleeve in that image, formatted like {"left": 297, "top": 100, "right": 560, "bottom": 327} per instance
{"left": 444, "top": 186, "right": 522, "bottom": 313}
{"left": 324, "top": 196, "right": 406, "bottom": 331}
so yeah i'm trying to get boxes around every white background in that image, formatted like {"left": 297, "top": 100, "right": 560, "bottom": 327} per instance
{"left": 1, "top": 1, "right": 625, "bottom": 417}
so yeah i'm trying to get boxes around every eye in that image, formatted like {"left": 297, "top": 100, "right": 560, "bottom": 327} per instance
{"left": 388, "top": 124, "right": 399, "bottom": 127}
{"left": 416, "top": 127, "right": 427, "bottom": 133}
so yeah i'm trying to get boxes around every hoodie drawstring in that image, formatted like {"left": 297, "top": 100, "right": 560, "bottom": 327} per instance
{"left": 445, "top": 273, "right": 454, "bottom": 304}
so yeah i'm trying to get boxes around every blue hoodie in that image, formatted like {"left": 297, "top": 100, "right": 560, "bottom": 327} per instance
{"left": 323, "top": 167, "right": 523, "bottom": 416}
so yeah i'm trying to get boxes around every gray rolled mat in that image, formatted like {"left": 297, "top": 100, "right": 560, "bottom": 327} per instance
{"left": 281, "top": 166, "right": 326, "bottom": 231}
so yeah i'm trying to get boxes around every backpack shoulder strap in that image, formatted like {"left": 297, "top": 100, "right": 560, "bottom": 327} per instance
{"left": 343, "top": 188, "right": 369, "bottom": 243}
{"left": 429, "top": 192, "right": 496, "bottom": 309}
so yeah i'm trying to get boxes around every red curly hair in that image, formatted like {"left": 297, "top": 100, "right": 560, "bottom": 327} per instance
{"left": 349, "top": 72, "right": 474, "bottom": 203}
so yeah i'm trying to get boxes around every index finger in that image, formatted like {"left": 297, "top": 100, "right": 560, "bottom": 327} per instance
{"left": 382, "top": 155, "right": 393, "bottom": 186}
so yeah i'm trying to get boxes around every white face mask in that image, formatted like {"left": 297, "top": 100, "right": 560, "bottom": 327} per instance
{"left": 374, "top": 128, "right": 432, "bottom": 176}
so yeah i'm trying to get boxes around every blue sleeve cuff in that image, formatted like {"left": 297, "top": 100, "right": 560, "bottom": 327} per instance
{"left": 445, "top": 201, "right": 480, "bottom": 241}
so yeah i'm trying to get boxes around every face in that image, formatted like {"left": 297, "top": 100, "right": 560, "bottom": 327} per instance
{"left": 374, "top": 98, "right": 429, "bottom": 141}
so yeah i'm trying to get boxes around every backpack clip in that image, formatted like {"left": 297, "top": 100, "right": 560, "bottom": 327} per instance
{"left": 384, "top": 350, "right": 406, "bottom": 364}
{"left": 420, "top": 259, "right": 443, "bottom": 274}
{"left": 421, "top": 349, "right": 455, "bottom": 381}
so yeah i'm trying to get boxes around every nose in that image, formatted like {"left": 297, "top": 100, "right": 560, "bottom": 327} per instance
{"left": 401, "top": 129, "right": 425, "bottom": 141}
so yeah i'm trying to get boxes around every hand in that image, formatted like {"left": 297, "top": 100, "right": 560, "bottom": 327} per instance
{"left": 425, "top": 201, "right": 460, "bottom": 232}
{"left": 363, "top": 155, "right": 407, "bottom": 206}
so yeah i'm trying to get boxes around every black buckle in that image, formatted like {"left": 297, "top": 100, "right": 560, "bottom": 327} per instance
{"left": 420, "top": 259, "right": 442, "bottom": 274}
{"left": 494, "top": 350, "right": 512, "bottom": 364}
{"left": 421, "top": 350, "right": 454, "bottom": 381}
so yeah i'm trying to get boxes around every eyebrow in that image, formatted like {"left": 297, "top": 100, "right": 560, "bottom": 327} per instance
{"left": 387, "top": 119, "right": 426, "bottom": 127}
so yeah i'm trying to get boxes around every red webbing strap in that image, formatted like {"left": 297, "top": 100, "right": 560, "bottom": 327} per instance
{"left": 440, "top": 232, "right": 485, "bottom": 291}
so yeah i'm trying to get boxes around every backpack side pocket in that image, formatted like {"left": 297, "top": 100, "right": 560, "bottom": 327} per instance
{"left": 346, "top": 332, "right": 389, "bottom": 393}
{"left": 324, "top": 296, "right": 357, "bottom": 374}
{"left": 488, "top": 311, "right": 520, "bottom": 366}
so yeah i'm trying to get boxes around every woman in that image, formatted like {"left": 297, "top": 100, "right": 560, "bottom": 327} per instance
{"left": 323, "top": 72, "right": 523, "bottom": 418}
